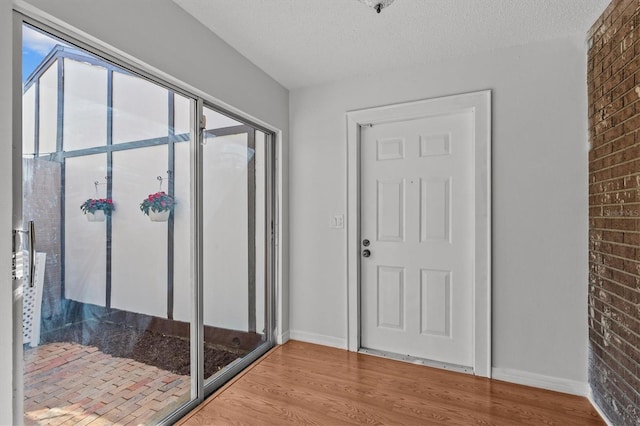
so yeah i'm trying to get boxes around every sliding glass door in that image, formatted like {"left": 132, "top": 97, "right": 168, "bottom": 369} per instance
{"left": 15, "top": 19, "right": 275, "bottom": 425}
{"left": 201, "top": 107, "right": 271, "bottom": 387}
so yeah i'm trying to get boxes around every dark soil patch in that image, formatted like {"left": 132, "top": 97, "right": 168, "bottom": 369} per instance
{"left": 41, "top": 320, "right": 241, "bottom": 377}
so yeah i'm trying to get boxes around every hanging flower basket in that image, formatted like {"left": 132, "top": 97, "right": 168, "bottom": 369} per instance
{"left": 140, "top": 192, "right": 175, "bottom": 222}
{"left": 80, "top": 198, "right": 114, "bottom": 222}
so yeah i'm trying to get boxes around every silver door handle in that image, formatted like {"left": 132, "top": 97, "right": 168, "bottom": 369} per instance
{"left": 27, "top": 221, "right": 36, "bottom": 288}
{"left": 13, "top": 221, "right": 36, "bottom": 287}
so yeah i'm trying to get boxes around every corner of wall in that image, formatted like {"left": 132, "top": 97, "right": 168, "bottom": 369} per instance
{"left": 586, "top": 385, "right": 616, "bottom": 426}
{"left": 289, "top": 330, "right": 347, "bottom": 349}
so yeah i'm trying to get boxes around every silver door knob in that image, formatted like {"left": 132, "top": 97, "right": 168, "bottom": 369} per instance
{"left": 362, "top": 249, "right": 371, "bottom": 258}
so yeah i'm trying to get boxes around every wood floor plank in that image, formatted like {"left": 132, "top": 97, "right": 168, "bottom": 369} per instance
{"left": 179, "top": 341, "right": 604, "bottom": 426}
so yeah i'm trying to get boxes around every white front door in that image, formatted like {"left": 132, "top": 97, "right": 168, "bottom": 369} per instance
{"left": 360, "top": 110, "right": 474, "bottom": 367}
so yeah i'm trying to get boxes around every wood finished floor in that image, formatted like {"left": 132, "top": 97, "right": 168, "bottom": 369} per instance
{"left": 179, "top": 340, "right": 604, "bottom": 426}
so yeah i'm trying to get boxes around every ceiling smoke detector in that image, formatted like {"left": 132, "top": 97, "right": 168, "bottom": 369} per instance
{"left": 358, "top": 0, "right": 396, "bottom": 14}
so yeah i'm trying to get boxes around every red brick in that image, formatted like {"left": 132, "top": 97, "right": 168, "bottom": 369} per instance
{"left": 589, "top": 3, "right": 640, "bottom": 422}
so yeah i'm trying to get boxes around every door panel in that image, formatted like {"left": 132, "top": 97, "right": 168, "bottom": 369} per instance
{"left": 420, "top": 177, "right": 451, "bottom": 242}
{"left": 420, "top": 269, "right": 451, "bottom": 337}
{"left": 201, "top": 107, "right": 269, "bottom": 384}
{"left": 377, "top": 179, "right": 405, "bottom": 242}
{"left": 360, "top": 111, "right": 474, "bottom": 367}
{"left": 19, "top": 24, "right": 196, "bottom": 425}
{"left": 377, "top": 266, "right": 405, "bottom": 330}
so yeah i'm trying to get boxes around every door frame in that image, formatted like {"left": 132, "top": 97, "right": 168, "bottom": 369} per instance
{"left": 346, "top": 90, "right": 492, "bottom": 377}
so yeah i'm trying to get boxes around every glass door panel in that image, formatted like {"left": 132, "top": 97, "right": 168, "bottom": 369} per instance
{"left": 202, "top": 107, "right": 268, "bottom": 383}
{"left": 21, "top": 24, "right": 194, "bottom": 425}
{"left": 18, "top": 18, "right": 276, "bottom": 426}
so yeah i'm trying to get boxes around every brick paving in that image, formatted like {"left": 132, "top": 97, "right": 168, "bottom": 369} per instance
{"left": 24, "top": 342, "right": 190, "bottom": 425}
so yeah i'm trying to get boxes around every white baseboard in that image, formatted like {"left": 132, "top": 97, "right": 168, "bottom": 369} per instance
{"left": 289, "top": 330, "right": 347, "bottom": 349}
{"left": 277, "top": 330, "right": 290, "bottom": 345}
{"left": 587, "top": 389, "right": 615, "bottom": 426}
{"left": 491, "top": 367, "right": 587, "bottom": 396}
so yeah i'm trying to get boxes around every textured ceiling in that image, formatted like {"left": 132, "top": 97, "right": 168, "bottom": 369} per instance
{"left": 174, "top": 0, "right": 610, "bottom": 90}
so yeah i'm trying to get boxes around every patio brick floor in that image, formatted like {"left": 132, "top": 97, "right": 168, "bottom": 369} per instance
{"left": 24, "top": 342, "right": 190, "bottom": 425}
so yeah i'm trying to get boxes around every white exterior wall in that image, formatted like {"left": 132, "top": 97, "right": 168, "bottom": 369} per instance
{"left": 22, "top": 85, "right": 35, "bottom": 155}
{"left": 64, "top": 154, "right": 108, "bottom": 306}
{"left": 203, "top": 133, "right": 249, "bottom": 330}
{"left": 172, "top": 141, "right": 191, "bottom": 322}
{"left": 38, "top": 61, "right": 57, "bottom": 154}
{"left": 289, "top": 36, "right": 589, "bottom": 385}
{"left": 112, "top": 72, "right": 168, "bottom": 144}
{"left": 110, "top": 145, "right": 168, "bottom": 317}
{"left": 62, "top": 58, "right": 107, "bottom": 151}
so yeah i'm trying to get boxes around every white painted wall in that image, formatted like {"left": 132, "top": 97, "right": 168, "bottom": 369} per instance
{"left": 1, "top": 1, "right": 289, "bottom": 420}
{"left": 203, "top": 132, "right": 249, "bottom": 330}
{"left": 111, "top": 145, "right": 170, "bottom": 317}
{"left": 64, "top": 154, "right": 107, "bottom": 306}
{"left": 173, "top": 141, "right": 192, "bottom": 322}
{"left": 63, "top": 58, "right": 107, "bottom": 151}
{"left": 289, "top": 36, "right": 589, "bottom": 384}
{"left": 22, "top": 85, "right": 35, "bottom": 155}
{"left": 38, "top": 61, "right": 57, "bottom": 154}
{"left": 112, "top": 72, "right": 168, "bottom": 144}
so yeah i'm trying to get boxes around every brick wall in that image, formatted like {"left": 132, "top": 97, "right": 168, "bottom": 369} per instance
{"left": 588, "top": 1, "right": 640, "bottom": 424}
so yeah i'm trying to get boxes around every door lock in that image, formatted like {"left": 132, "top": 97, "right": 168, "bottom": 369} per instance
{"left": 362, "top": 239, "right": 370, "bottom": 247}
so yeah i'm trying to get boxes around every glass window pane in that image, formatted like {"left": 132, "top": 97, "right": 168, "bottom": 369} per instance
{"left": 174, "top": 93, "right": 191, "bottom": 137}
{"left": 38, "top": 61, "right": 58, "bottom": 155}
{"left": 173, "top": 141, "right": 192, "bottom": 322}
{"left": 64, "top": 153, "right": 108, "bottom": 306}
{"left": 22, "top": 24, "right": 194, "bottom": 425}
{"left": 63, "top": 58, "right": 108, "bottom": 151}
{"left": 202, "top": 107, "right": 267, "bottom": 383}
{"left": 112, "top": 72, "right": 168, "bottom": 144}
{"left": 111, "top": 145, "right": 168, "bottom": 317}
{"left": 22, "top": 85, "right": 36, "bottom": 156}
{"left": 204, "top": 107, "right": 242, "bottom": 130}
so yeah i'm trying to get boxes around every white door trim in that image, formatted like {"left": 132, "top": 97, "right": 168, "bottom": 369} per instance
{"left": 346, "top": 90, "right": 492, "bottom": 378}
